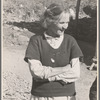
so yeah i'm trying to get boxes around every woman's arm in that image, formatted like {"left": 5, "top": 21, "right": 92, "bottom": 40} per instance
{"left": 48, "top": 57, "right": 80, "bottom": 83}
{"left": 28, "top": 59, "right": 71, "bottom": 79}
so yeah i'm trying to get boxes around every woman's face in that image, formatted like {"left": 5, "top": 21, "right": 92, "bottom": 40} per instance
{"left": 46, "top": 12, "right": 70, "bottom": 37}
{"left": 55, "top": 13, "right": 70, "bottom": 35}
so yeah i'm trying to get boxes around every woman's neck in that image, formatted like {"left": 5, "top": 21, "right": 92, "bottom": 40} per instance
{"left": 46, "top": 29, "right": 64, "bottom": 37}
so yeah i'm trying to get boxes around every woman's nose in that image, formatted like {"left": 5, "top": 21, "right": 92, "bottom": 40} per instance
{"left": 63, "top": 23, "right": 68, "bottom": 29}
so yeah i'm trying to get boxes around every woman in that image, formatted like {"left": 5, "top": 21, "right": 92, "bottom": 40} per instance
{"left": 24, "top": 3, "right": 83, "bottom": 100}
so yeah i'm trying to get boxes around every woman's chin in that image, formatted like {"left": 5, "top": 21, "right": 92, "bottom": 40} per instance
{"left": 57, "top": 31, "right": 64, "bottom": 36}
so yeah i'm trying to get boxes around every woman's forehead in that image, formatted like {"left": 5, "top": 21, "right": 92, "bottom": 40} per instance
{"left": 59, "top": 12, "right": 70, "bottom": 22}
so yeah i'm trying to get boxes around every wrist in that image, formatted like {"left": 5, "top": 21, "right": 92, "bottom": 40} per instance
{"left": 48, "top": 77, "right": 56, "bottom": 82}
{"left": 64, "top": 64, "right": 71, "bottom": 71}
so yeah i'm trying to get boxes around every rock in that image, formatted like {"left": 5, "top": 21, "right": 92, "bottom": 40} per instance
{"left": 12, "top": 26, "right": 21, "bottom": 31}
{"left": 23, "top": 28, "right": 28, "bottom": 31}
{"left": 17, "top": 35, "right": 29, "bottom": 45}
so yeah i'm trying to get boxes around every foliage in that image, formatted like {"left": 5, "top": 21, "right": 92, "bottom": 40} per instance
{"left": 3, "top": 0, "right": 97, "bottom": 46}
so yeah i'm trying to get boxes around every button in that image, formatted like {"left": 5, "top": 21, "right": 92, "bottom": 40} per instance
{"left": 51, "top": 58, "right": 55, "bottom": 63}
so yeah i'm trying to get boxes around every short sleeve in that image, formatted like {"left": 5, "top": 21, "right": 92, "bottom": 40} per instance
{"left": 24, "top": 36, "right": 40, "bottom": 63}
{"left": 70, "top": 37, "right": 83, "bottom": 60}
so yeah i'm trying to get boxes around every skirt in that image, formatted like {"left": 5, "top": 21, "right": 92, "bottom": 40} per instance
{"left": 30, "top": 95, "right": 76, "bottom": 100}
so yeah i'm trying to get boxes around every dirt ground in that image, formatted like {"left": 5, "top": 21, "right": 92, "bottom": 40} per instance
{"left": 3, "top": 44, "right": 97, "bottom": 100}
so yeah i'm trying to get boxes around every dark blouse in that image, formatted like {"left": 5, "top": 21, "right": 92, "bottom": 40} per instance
{"left": 24, "top": 34, "right": 83, "bottom": 97}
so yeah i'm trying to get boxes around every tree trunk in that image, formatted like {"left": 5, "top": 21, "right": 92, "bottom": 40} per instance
{"left": 75, "top": 0, "right": 81, "bottom": 34}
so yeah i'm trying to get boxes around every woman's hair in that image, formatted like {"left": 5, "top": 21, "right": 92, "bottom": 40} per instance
{"left": 40, "top": 3, "right": 75, "bottom": 29}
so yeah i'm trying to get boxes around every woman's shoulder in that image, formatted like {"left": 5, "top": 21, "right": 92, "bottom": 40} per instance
{"left": 64, "top": 34, "right": 76, "bottom": 41}
{"left": 30, "top": 34, "right": 43, "bottom": 41}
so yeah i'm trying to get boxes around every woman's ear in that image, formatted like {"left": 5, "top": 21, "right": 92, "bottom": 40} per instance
{"left": 42, "top": 19, "right": 47, "bottom": 29}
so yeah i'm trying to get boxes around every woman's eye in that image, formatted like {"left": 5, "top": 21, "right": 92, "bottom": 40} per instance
{"left": 59, "top": 22, "right": 68, "bottom": 24}
{"left": 59, "top": 22, "right": 64, "bottom": 24}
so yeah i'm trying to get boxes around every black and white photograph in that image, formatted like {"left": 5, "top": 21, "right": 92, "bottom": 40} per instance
{"left": 3, "top": 0, "right": 98, "bottom": 100}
